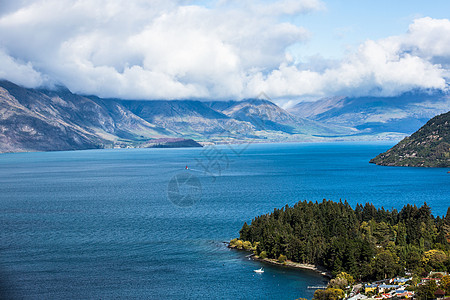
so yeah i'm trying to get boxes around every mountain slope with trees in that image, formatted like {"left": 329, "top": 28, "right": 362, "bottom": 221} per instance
{"left": 370, "top": 111, "right": 450, "bottom": 167}
{"left": 238, "top": 200, "right": 450, "bottom": 281}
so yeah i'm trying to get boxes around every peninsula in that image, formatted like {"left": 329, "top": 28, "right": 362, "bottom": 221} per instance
{"left": 232, "top": 200, "right": 450, "bottom": 280}
{"left": 370, "top": 110, "right": 450, "bottom": 167}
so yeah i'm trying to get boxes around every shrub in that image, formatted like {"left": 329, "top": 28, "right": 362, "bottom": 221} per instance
{"left": 336, "top": 272, "right": 354, "bottom": 286}
{"left": 278, "top": 254, "right": 287, "bottom": 263}
{"left": 259, "top": 251, "right": 268, "bottom": 259}
{"left": 229, "top": 238, "right": 238, "bottom": 247}
{"left": 243, "top": 241, "right": 252, "bottom": 250}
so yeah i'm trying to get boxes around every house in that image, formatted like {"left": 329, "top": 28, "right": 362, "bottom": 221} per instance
{"left": 378, "top": 284, "right": 399, "bottom": 294}
{"left": 395, "top": 291, "right": 414, "bottom": 299}
{"left": 430, "top": 272, "right": 448, "bottom": 277}
{"left": 435, "top": 289, "right": 445, "bottom": 300}
{"left": 393, "top": 278, "right": 411, "bottom": 285}
{"left": 365, "top": 284, "right": 378, "bottom": 294}
{"left": 347, "top": 293, "right": 368, "bottom": 300}
{"left": 421, "top": 278, "right": 440, "bottom": 285}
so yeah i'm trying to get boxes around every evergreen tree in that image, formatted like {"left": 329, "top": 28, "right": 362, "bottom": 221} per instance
{"left": 237, "top": 200, "right": 450, "bottom": 281}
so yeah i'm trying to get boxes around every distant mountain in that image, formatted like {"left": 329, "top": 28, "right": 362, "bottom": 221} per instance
{"left": 0, "top": 80, "right": 175, "bottom": 153}
{"left": 0, "top": 80, "right": 355, "bottom": 153}
{"left": 206, "top": 99, "right": 352, "bottom": 136}
{"left": 288, "top": 93, "right": 450, "bottom": 138}
{"left": 0, "top": 81, "right": 105, "bottom": 152}
{"left": 3, "top": 79, "right": 448, "bottom": 154}
{"left": 117, "top": 99, "right": 248, "bottom": 140}
{"left": 370, "top": 111, "right": 450, "bottom": 167}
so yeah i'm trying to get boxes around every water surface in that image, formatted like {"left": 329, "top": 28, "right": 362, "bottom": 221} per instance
{"left": 0, "top": 142, "right": 449, "bottom": 299}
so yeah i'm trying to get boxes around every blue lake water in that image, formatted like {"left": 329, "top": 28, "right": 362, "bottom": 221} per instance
{"left": 0, "top": 142, "right": 449, "bottom": 299}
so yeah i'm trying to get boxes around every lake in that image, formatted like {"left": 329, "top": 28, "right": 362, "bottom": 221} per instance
{"left": 0, "top": 142, "right": 449, "bottom": 299}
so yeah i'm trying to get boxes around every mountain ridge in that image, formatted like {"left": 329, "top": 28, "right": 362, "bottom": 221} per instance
{"left": 0, "top": 80, "right": 355, "bottom": 153}
{"left": 288, "top": 93, "right": 450, "bottom": 136}
{"left": 2, "top": 79, "right": 449, "bottom": 153}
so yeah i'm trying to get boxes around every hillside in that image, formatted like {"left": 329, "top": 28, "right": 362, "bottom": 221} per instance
{"left": 370, "top": 111, "right": 450, "bottom": 167}
{"left": 0, "top": 81, "right": 172, "bottom": 153}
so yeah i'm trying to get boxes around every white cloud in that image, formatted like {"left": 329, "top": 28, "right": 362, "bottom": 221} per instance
{"left": 0, "top": 0, "right": 313, "bottom": 99}
{"left": 248, "top": 17, "right": 449, "bottom": 99}
{"left": 237, "top": 0, "right": 325, "bottom": 16}
{"left": 0, "top": 0, "right": 448, "bottom": 101}
{"left": 0, "top": 48, "right": 44, "bottom": 87}
{"left": 404, "top": 17, "right": 450, "bottom": 59}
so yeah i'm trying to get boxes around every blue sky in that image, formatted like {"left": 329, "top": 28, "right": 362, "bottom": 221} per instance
{"left": 289, "top": 0, "right": 450, "bottom": 60}
{"left": 0, "top": 0, "right": 449, "bottom": 101}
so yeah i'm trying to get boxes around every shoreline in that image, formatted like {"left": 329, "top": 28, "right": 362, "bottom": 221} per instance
{"left": 253, "top": 256, "right": 332, "bottom": 278}
{"left": 228, "top": 243, "right": 331, "bottom": 278}
{"left": 0, "top": 140, "right": 398, "bottom": 155}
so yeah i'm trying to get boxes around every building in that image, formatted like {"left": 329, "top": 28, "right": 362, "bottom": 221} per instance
{"left": 435, "top": 289, "right": 445, "bottom": 300}
{"left": 347, "top": 294, "right": 368, "bottom": 300}
{"left": 420, "top": 277, "right": 440, "bottom": 285}
{"left": 365, "top": 284, "right": 378, "bottom": 294}
{"left": 393, "top": 278, "right": 411, "bottom": 285}
{"left": 378, "top": 284, "right": 399, "bottom": 294}
{"left": 430, "top": 272, "right": 448, "bottom": 277}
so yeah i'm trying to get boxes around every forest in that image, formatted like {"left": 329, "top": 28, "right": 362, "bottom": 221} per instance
{"left": 238, "top": 200, "right": 450, "bottom": 280}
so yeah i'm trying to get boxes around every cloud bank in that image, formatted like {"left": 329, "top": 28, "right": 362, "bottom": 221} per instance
{"left": 0, "top": 1, "right": 448, "bottom": 100}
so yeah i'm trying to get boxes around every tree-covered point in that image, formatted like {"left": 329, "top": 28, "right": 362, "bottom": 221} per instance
{"left": 370, "top": 110, "right": 450, "bottom": 167}
{"left": 239, "top": 200, "right": 450, "bottom": 281}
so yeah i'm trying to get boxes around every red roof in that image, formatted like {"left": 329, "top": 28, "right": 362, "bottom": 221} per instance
{"left": 435, "top": 289, "right": 445, "bottom": 296}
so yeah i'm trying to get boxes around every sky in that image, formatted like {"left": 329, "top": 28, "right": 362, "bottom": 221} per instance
{"left": 0, "top": 0, "right": 449, "bottom": 103}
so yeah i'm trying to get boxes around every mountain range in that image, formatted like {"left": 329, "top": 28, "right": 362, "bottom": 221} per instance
{"left": 1, "top": 80, "right": 450, "bottom": 153}
{"left": 288, "top": 93, "right": 450, "bottom": 138}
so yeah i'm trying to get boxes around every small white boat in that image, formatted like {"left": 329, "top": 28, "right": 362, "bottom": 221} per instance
{"left": 253, "top": 268, "right": 264, "bottom": 273}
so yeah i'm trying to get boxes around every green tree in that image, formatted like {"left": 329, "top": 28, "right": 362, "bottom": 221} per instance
{"left": 405, "top": 245, "right": 422, "bottom": 272}
{"left": 240, "top": 222, "right": 251, "bottom": 240}
{"left": 422, "top": 250, "right": 447, "bottom": 271}
{"left": 313, "top": 288, "right": 345, "bottom": 300}
{"left": 328, "top": 277, "right": 348, "bottom": 290}
{"left": 336, "top": 272, "right": 354, "bottom": 286}
{"left": 416, "top": 280, "right": 438, "bottom": 300}
{"left": 440, "top": 275, "right": 450, "bottom": 295}
{"left": 259, "top": 251, "right": 267, "bottom": 259}
{"left": 234, "top": 200, "right": 450, "bottom": 282}
{"left": 373, "top": 250, "right": 398, "bottom": 279}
